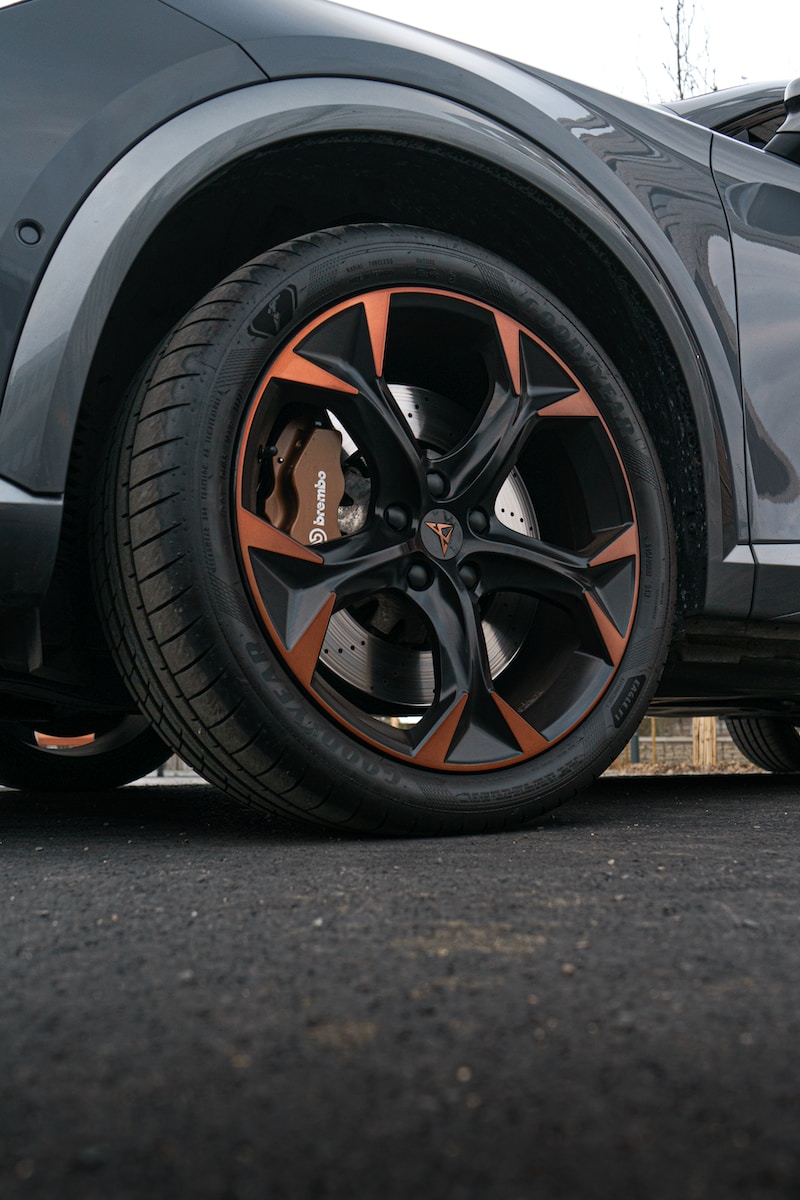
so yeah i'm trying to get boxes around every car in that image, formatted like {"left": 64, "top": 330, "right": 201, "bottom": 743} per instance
{"left": 2, "top": 0, "right": 800, "bottom": 831}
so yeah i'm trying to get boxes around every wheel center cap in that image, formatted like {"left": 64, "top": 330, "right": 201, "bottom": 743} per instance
{"left": 421, "top": 509, "right": 463, "bottom": 560}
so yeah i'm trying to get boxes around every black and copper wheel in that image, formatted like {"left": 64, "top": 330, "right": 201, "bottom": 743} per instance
{"left": 0, "top": 715, "right": 170, "bottom": 791}
{"left": 96, "top": 226, "right": 675, "bottom": 833}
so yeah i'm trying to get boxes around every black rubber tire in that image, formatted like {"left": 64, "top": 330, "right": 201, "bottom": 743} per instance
{"left": 0, "top": 716, "right": 170, "bottom": 791}
{"left": 725, "top": 716, "right": 800, "bottom": 773}
{"left": 93, "top": 225, "right": 675, "bottom": 835}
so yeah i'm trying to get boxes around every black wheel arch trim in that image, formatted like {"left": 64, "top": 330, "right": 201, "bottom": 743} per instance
{"left": 0, "top": 77, "right": 747, "bottom": 615}
{"left": 0, "top": 479, "right": 63, "bottom": 613}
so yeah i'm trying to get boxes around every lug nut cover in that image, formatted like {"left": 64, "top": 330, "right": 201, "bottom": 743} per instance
{"left": 469, "top": 509, "right": 489, "bottom": 534}
{"left": 407, "top": 563, "right": 430, "bottom": 589}
{"left": 385, "top": 504, "right": 408, "bottom": 530}
{"left": 426, "top": 471, "right": 447, "bottom": 498}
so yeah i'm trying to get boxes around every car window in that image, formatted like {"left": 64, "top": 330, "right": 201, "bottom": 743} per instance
{"left": 716, "top": 106, "right": 785, "bottom": 148}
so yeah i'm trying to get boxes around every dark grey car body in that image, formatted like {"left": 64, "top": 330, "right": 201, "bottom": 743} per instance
{"left": 2, "top": 0, "right": 800, "bottom": 729}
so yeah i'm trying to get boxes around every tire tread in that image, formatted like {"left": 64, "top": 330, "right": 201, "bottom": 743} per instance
{"left": 725, "top": 716, "right": 800, "bottom": 773}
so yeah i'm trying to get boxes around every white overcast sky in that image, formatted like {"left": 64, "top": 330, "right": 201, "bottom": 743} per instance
{"left": 339, "top": 0, "right": 800, "bottom": 102}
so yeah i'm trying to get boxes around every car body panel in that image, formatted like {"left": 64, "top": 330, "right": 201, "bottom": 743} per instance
{"left": 711, "top": 134, "right": 800, "bottom": 619}
{"left": 713, "top": 136, "right": 800, "bottom": 540}
{"left": 0, "top": 0, "right": 264, "bottom": 408}
{"left": 0, "top": 478, "right": 61, "bottom": 609}
{"left": 1, "top": 0, "right": 800, "bottom": 718}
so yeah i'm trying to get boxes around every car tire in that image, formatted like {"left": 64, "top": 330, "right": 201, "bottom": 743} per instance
{"left": 725, "top": 716, "right": 800, "bottom": 773}
{"left": 95, "top": 224, "right": 675, "bottom": 834}
{"left": 0, "top": 716, "right": 170, "bottom": 791}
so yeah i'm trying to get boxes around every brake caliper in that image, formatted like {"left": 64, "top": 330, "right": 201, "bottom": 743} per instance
{"left": 264, "top": 419, "right": 344, "bottom": 545}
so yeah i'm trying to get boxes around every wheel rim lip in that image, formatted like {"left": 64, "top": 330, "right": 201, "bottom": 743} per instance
{"left": 234, "top": 286, "right": 641, "bottom": 772}
{"left": 18, "top": 715, "right": 155, "bottom": 758}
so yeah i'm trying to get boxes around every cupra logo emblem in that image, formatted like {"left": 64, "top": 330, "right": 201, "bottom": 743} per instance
{"left": 425, "top": 521, "right": 455, "bottom": 558}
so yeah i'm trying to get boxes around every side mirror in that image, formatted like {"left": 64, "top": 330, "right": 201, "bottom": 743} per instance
{"left": 764, "top": 77, "right": 800, "bottom": 163}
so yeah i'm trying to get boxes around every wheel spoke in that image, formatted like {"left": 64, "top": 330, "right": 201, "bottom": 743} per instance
{"left": 287, "top": 299, "right": 424, "bottom": 503}
{"left": 239, "top": 509, "right": 413, "bottom": 669}
{"left": 471, "top": 523, "right": 594, "bottom": 603}
{"left": 584, "top": 523, "right": 640, "bottom": 665}
{"left": 237, "top": 506, "right": 324, "bottom": 564}
{"left": 405, "top": 574, "right": 546, "bottom": 767}
{"left": 588, "top": 523, "right": 639, "bottom": 568}
{"left": 536, "top": 390, "right": 600, "bottom": 419}
{"left": 284, "top": 594, "right": 337, "bottom": 687}
{"left": 313, "top": 527, "right": 415, "bottom": 602}
{"left": 470, "top": 519, "right": 638, "bottom": 665}
{"left": 437, "top": 329, "right": 579, "bottom": 504}
{"left": 407, "top": 574, "right": 482, "bottom": 703}
{"left": 265, "top": 343, "right": 358, "bottom": 396}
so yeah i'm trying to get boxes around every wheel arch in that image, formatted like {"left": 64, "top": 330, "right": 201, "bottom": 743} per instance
{"left": 1, "top": 78, "right": 734, "bottom": 623}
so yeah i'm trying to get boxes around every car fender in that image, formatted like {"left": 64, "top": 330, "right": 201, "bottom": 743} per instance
{"left": 0, "top": 76, "right": 749, "bottom": 612}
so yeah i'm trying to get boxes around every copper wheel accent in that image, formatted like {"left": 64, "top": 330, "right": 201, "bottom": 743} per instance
{"left": 0, "top": 714, "right": 170, "bottom": 791}
{"left": 235, "top": 289, "right": 640, "bottom": 772}
{"left": 34, "top": 732, "right": 96, "bottom": 748}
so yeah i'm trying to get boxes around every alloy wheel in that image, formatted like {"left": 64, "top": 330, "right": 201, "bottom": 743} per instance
{"left": 235, "top": 288, "right": 640, "bottom": 772}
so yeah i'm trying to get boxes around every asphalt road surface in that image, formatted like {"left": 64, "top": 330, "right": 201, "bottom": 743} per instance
{"left": 3, "top": 772, "right": 800, "bottom": 1200}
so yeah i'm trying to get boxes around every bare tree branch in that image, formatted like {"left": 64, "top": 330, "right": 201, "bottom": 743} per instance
{"left": 660, "top": 0, "right": 716, "bottom": 99}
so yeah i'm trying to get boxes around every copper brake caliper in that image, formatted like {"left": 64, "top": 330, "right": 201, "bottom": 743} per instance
{"left": 264, "top": 419, "right": 345, "bottom": 545}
